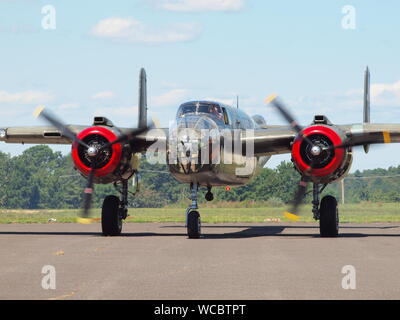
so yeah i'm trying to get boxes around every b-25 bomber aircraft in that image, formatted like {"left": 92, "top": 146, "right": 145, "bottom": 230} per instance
{"left": 0, "top": 67, "right": 399, "bottom": 238}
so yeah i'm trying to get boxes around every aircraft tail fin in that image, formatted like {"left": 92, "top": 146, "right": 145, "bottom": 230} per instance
{"left": 363, "top": 66, "right": 370, "bottom": 153}
{"left": 138, "top": 68, "right": 147, "bottom": 129}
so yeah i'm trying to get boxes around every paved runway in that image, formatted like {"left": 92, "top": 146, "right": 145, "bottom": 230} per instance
{"left": 0, "top": 222, "right": 399, "bottom": 300}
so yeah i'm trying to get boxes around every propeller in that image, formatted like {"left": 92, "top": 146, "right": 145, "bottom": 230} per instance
{"left": 34, "top": 106, "right": 90, "bottom": 149}
{"left": 266, "top": 94, "right": 399, "bottom": 221}
{"left": 34, "top": 106, "right": 152, "bottom": 223}
{"left": 284, "top": 176, "right": 310, "bottom": 221}
{"left": 265, "top": 95, "right": 324, "bottom": 221}
{"left": 265, "top": 94, "right": 317, "bottom": 150}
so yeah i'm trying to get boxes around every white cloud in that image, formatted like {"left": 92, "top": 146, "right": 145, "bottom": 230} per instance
{"left": 370, "top": 80, "right": 400, "bottom": 107}
{"left": 343, "top": 80, "right": 400, "bottom": 108}
{"left": 58, "top": 103, "right": 80, "bottom": 110}
{"left": 0, "top": 90, "right": 53, "bottom": 104}
{"left": 267, "top": 79, "right": 400, "bottom": 125}
{"left": 94, "top": 106, "right": 138, "bottom": 117}
{"left": 92, "top": 17, "right": 201, "bottom": 44}
{"left": 203, "top": 97, "right": 235, "bottom": 106}
{"left": 150, "top": 88, "right": 191, "bottom": 107}
{"left": 154, "top": 0, "right": 245, "bottom": 12}
{"left": 91, "top": 91, "right": 115, "bottom": 100}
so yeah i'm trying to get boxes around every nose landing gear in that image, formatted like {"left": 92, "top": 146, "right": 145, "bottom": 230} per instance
{"left": 186, "top": 182, "right": 201, "bottom": 238}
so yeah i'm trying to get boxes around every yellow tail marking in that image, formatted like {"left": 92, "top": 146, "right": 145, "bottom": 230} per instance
{"left": 284, "top": 211, "right": 299, "bottom": 221}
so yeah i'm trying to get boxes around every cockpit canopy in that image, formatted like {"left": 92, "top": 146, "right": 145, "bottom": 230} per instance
{"left": 177, "top": 102, "right": 225, "bottom": 122}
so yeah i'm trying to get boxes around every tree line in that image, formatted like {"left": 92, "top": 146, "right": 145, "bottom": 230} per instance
{"left": 0, "top": 145, "right": 399, "bottom": 209}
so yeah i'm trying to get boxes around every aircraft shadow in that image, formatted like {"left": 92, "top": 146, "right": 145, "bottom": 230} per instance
{"left": 0, "top": 224, "right": 399, "bottom": 239}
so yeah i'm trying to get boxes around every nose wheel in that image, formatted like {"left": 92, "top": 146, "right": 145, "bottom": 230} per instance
{"left": 186, "top": 182, "right": 201, "bottom": 238}
{"left": 187, "top": 210, "right": 201, "bottom": 239}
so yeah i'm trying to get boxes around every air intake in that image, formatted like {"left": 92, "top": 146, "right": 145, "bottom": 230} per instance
{"left": 93, "top": 117, "right": 114, "bottom": 127}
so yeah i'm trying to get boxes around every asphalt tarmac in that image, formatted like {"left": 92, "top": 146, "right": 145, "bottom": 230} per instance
{"left": 0, "top": 222, "right": 399, "bottom": 300}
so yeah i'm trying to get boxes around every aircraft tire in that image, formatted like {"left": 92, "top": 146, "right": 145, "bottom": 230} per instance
{"left": 205, "top": 192, "right": 214, "bottom": 202}
{"left": 102, "top": 195, "right": 122, "bottom": 236}
{"left": 187, "top": 210, "right": 201, "bottom": 239}
{"left": 319, "top": 195, "right": 339, "bottom": 237}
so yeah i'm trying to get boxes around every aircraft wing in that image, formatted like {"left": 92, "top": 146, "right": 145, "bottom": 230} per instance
{"left": 123, "top": 127, "right": 168, "bottom": 152}
{"left": 0, "top": 125, "right": 89, "bottom": 145}
{"left": 243, "top": 126, "right": 295, "bottom": 156}
{"left": 3, "top": 122, "right": 399, "bottom": 156}
{"left": 247, "top": 123, "right": 400, "bottom": 157}
{"left": 336, "top": 123, "right": 400, "bottom": 146}
{"left": 0, "top": 125, "right": 168, "bottom": 154}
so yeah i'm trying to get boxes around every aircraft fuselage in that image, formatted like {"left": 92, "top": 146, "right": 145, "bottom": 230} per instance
{"left": 168, "top": 101, "right": 270, "bottom": 187}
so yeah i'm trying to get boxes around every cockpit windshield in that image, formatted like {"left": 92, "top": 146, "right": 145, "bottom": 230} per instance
{"left": 177, "top": 102, "right": 224, "bottom": 121}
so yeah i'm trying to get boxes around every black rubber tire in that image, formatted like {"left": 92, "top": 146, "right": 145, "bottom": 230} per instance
{"left": 319, "top": 195, "right": 339, "bottom": 237}
{"left": 101, "top": 195, "right": 122, "bottom": 236}
{"left": 205, "top": 192, "right": 214, "bottom": 202}
{"left": 187, "top": 210, "right": 201, "bottom": 239}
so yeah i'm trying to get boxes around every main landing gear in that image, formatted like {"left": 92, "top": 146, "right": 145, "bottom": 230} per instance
{"left": 101, "top": 179, "right": 129, "bottom": 236}
{"left": 311, "top": 183, "right": 339, "bottom": 237}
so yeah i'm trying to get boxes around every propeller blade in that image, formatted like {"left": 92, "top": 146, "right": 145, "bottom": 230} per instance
{"left": 265, "top": 95, "right": 304, "bottom": 133}
{"left": 77, "top": 167, "right": 95, "bottom": 224}
{"left": 34, "top": 106, "right": 90, "bottom": 149}
{"left": 98, "top": 124, "right": 152, "bottom": 152}
{"left": 284, "top": 177, "right": 310, "bottom": 221}
{"left": 265, "top": 95, "right": 316, "bottom": 148}
{"left": 283, "top": 158, "right": 316, "bottom": 221}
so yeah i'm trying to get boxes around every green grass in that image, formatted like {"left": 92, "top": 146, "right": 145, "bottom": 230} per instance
{"left": 0, "top": 202, "right": 399, "bottom": 224}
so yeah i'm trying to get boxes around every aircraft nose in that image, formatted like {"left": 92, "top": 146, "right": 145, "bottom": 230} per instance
{"left": 175, "top": 114, "right": 219, "bottom": 152}
{"left": 171, "top": 114, "right": 220, "bottom": 174}
{"left": 176, "top": 114, "right": 218, "bottom": 131}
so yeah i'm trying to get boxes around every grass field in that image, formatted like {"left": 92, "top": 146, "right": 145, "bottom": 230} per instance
{"left": 0, "top": 202, "right": 399, "bottom": 224}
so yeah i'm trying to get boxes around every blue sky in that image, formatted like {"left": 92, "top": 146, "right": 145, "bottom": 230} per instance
{"left": 1, "top": 0, "right": 400, "bottom": 170}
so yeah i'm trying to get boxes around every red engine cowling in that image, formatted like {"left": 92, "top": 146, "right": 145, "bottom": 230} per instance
{"left": 291, "top": 125, "right": 352, "bottom": 183}
{"left": 71, "top": 126, "right": 134, "bottom": 184}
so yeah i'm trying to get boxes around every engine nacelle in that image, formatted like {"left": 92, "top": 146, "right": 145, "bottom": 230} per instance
{"left": 291, "top": 125, "right": 353, "bottom": 184}
{"left": 71, "top": 126, "right": 136, "bottom": 184}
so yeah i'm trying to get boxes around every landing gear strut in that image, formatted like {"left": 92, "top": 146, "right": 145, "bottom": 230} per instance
{"left": 186, "top": 182, "right": 201, "bottom": 239}
{"left": 101, "top": 179, "right": 128, "bottom": 236}
{"left": 312, "top": 183, "right": 339, "bottom": 237}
